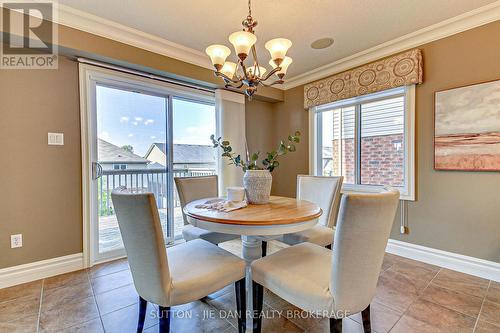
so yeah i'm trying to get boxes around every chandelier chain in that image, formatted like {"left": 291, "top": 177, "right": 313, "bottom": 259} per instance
{"left": 248, "top": 0, "right": 252, "bottom": 17}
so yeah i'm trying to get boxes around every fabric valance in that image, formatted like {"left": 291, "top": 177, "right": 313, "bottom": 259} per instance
{"left": 304, "top": 49, "right": 423, "bottom": 108}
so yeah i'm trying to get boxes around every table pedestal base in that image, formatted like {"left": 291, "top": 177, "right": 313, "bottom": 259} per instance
{"left": 241, "top": 235, "right": 263, "bottom": 332}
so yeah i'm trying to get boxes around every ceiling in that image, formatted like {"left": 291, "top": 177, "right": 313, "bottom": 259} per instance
{"left": 58, "top": 0, "right": 497, "bottom": 79}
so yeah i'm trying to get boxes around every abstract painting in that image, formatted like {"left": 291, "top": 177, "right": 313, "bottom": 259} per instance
{"left": 434, "top": 79, "right": 500, "bottom": 171}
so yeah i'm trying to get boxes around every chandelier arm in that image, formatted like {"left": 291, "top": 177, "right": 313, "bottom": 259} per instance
{"left": 250, "top": 45, "right": 262, "bottom": 77}
{"left": 224, "top": 81, "right": 244, "bottom": 89}
{"left": 239, "top": 60, "right": 250, "bottom": 81}
{"left": 251, "top": 45, "right": 259, "bottom": 66}
{"left": 260, "top": 66, "right": 282, "bottom": 82}
{"left": 216, "top": 72, "right": 242, "bottom": 84}
{"left": 260, "top": 79, "right": 285, "bottom": 87}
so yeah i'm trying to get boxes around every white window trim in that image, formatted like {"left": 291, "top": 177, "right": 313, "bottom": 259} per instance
{"left": 309, "top": 85, "right": 415, "bottom": 201}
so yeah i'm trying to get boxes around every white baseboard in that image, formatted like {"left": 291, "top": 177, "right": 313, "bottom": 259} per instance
{"left": 386, "top": 239, "right": 500, "bottom": 282}
{"left": 1, "top": 241, "right": 498, "bottom": 289}
{"left": 0, "top": 253, "right": 84, "bottom": 289}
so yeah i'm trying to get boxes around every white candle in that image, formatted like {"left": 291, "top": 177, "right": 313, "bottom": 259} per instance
{"left": 227, "top": 187, "right": 245, "bottom": 202}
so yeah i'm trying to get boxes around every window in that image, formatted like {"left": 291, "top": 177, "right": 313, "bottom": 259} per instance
{"left": 112, "top": 164, "right": 127, "bottom": 170}
{"left": 311, "top": 86, "right": 415, "bottom": 200}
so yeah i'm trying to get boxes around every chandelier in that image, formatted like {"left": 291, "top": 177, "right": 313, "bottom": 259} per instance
{"left": 205, "top": 0, "right": 292, "bottom": 99}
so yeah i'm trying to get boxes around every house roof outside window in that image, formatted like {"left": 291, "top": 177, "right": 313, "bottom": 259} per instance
{"left": 145, "top": 142, "right": 215, "bottom": 165}
{"left": 98, "top": 139, "right": 149, "bottom": 164}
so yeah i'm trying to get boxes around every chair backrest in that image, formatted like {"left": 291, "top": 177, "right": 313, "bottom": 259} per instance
{"left": 296, "top": 175, "right": 343, "bottom": 228}
{"left": 330, "top": 189, "right": 399, "bottom": 314}
{"left": 175, "top": 175, "right": 218, "bottom": 225}
{"left": 111, "top": 188, "right": 171, "bottom": 306}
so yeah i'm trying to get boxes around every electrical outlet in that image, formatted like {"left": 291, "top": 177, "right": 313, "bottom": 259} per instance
{"left": 11, "top": 234, "right": 22, "bottom": 248}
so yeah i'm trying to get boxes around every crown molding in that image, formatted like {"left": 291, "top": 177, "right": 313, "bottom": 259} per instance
{"left": 282, "top": 2, "right": 500, "bottom": 90}
{"left": 55, "top": 4, "right": 212, "bottom": 70}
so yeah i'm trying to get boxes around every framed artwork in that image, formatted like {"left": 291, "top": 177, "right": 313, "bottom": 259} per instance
{"left": 434, "top": 79, "right": 500, "bottom": 171}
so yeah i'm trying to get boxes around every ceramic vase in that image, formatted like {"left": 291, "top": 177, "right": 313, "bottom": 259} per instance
{"left": 243, "top": 170, "right": 272, "bottom": 204}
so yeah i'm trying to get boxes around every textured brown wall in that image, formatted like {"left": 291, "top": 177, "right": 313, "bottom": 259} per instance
{"left": 270, "top": 21, "right": 500, "bottom": 262}
{"left": 245, "top": 99, "right": 275, "bottom": 160}
{"left": 0, "top": 57, "right": 82, "bottom": 268}
{"left": 271, "top": 86, "right": 310, "bottom": 197}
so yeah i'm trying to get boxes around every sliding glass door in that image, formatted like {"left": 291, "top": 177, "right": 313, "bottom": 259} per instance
{"left": 171, "top": 98, "right": 217, "bottom": 239}
{"left": 81, "top": 64, "right": 215, "bottom": 263}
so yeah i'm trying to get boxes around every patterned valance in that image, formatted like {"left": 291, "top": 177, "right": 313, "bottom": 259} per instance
{"left": 304, "top": 49, "right": 423, "bottom": 108}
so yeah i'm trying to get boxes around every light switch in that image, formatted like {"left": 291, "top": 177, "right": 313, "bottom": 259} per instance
{"left": 48, "top": 132, "right": 64, "bottom": 145}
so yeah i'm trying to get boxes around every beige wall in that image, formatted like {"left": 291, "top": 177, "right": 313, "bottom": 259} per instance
{"left": 271, "top": 87, "right": 310, "bottom": 197}
{"left": 0, "top": 57, "right": 82, "bottom": 268}
{"left": 245, "top": 99, "right": 275, "bottom": 159}
{"left": 270, "top": 21, "right": 500, "bottom": 262}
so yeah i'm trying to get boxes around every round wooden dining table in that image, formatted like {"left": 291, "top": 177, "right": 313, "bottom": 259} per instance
{"left": 184, "top": 196, "right": 322, "bottom": 331}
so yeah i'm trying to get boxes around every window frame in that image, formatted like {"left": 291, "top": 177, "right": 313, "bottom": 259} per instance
{"left": 309, "top": 86, "right": 415, "bottom": 200}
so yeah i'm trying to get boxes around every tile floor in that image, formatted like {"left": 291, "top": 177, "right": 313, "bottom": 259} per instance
{"left": 0, "top": 240, "right": 498, "bottom": 333}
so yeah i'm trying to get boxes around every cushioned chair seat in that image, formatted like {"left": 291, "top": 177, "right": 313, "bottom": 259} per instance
{"left": 252, "top": 242, "right": 335, "bottom": 315}
{"left": 182, "top": 224, "right": 239, "bottom": 244}
{"left": 169, "top": 239, "right": 245, "bottom": 305}
{"left": 281, "top": 225, "right": 335, "bottom": 247}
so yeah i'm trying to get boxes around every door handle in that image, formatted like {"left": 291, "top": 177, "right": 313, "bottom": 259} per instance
{"left": 92, "top": 162, "right": 103, "bottom": 180}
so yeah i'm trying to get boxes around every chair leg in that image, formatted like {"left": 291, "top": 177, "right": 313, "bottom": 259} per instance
{"left": 261, "top": 241, "right": 267, "bottom": 257}
{"left": 235, "top": 278, "right": 246, "bottom": 333}
{"left": 252, "top": 282, "right": 264, "bottom": 333}
{"left": 137, "top": 296, "right": 147, "bottom": 333}
{"left": 325, "top": 244, "right": 332, "bottom": 250}
{"left": 158, "top": 306, "right": 170, "bottom": 333}
{"left": 329, "top": 317, "right": 342, "bottom": 333}
{"left": 361, "top": 305, "right": 371, "bottom": 333}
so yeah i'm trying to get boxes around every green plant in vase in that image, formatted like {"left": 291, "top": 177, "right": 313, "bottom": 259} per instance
{"left": 210, "top": 131, "right": 301, "bottom": 204}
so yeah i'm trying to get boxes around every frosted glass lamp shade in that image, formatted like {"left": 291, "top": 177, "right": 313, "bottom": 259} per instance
{"left": 205, "top": 45, "right": 231, "bottom": 70}
{"left": 220, "top": 61, "right": 237, "bottom": 79}
{"left": 269, "top": 56, "right": 292, "bottom": 77}
{"left": 229, "top": 31, "right": 257, "bottom": 60}
{"left": 265, "top": 38, "right": 292, "bottom": 65}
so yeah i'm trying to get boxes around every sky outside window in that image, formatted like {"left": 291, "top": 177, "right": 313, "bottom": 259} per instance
{"left": 96, "top": 85, "right": 215, "bottom": 157}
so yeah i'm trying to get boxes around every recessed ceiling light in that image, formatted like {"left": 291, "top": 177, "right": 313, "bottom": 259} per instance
{"left": 311, "top": 37, "right": 334, "bottom": 50}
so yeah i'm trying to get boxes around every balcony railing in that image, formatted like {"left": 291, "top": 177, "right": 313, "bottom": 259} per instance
{"left": 97, "top": 164, "right": 216, "bottom": 217}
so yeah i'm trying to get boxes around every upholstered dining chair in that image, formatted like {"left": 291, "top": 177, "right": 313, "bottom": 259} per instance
{"left": 251, "top": 189, "right": 400, "bottom": 333}
{"left": 175, "top": 175, "right": 239, "bottom": 245}
{"left": 281, "top": 175, "right": 343, "bottom": 249}
{"left": 111, "top": 188, "right": 247, "bottom": 333}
